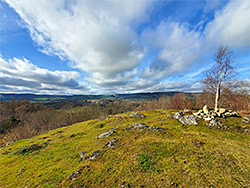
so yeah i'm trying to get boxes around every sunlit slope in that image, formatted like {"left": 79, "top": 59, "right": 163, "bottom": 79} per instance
{"left": 1, "top": 110, "right": 249, "bottom": 187}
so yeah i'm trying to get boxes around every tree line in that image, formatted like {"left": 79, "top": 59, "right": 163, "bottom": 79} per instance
{"left": 0, "top": 100, "right": 139, "bottom": 146}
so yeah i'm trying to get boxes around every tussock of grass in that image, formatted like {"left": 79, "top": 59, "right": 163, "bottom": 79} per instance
{"left": 0, "top": 110, "right": 249, "bottom": 187}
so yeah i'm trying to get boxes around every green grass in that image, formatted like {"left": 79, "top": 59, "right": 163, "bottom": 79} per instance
{"left": 0, "top": 110, "right": 249, "bottom": 187}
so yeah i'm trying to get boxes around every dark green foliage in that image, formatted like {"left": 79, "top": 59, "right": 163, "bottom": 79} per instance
{"left": 15, "top": 144, "right": 43, "bottom": 155}
{"left": 0, "top": 116, "right": 20, "bottom": 134}
{"left": 137, "top": 154, "right": 155, "bottom": 171}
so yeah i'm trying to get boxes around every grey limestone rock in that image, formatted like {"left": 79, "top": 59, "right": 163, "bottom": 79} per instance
{"left": 97, "top": 116, "right": 112, "bottom": 122}
{"left": 6, "top": 141, "right": 14, "bottom": 147}
{"left": 178, "top": 115, "right": 199, "bottom": 125}
{"left": 129, "top": 112, "right": 146, "bottom": 118}
{"left": 97, "top": 131, "right": 115, "bottom": 138}
{"left": 242, "top": 116, "right": 250, "bottom": 123}
{"left": 173, "top": 112, "right": 184, "bottom": 119}
{"left": 106, "top": 139, "right": 118, "bottom": 147}
{"left": 79, "top": 152, "right": 85, "bottom": 158}
{"left": 131, "top": 123, "right": 148, "bottom": 129}
{"left": 203, "top": 105, "right": 209, "bottom": 114}
{"left": 206, "top": 119, "right": 229, "bottom": 129}
{"left": 69, "top": 166, "right": 90, "bottom": 181}
{"left": 89, "top": 150, "right": 100, "bottom": 160}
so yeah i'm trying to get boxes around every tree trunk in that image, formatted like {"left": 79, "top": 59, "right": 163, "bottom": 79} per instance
{"left": 214, "top": 79, "right": 221, "bottom": 111}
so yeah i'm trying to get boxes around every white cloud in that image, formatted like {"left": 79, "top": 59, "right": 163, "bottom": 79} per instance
{"left": 203, "top": 0, "right": 227, "bottom": 13}
{"left": 205, "top": 0, "right": 250, "bottom": 48}
{"left": 0, "top": 57, "right": 88, "bottom": 94}
{"left": 4, "top": 0, "right": 149, "bottom": 81}
{"left": 2, "top": 0, "right": 250, "bottom": 94}
{"left": 141, "top": 21, "right": 203, "bottom": 79}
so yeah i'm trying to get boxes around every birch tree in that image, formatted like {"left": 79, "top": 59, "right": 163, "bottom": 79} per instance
{"left": 201, "top": 46, "right": 234, "bottom": 111}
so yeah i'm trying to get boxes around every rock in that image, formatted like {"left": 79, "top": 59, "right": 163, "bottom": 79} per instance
{"left": 243, "top": 116, "right": 250, "bottom": 123}
{"left": 178, "top": 115, "right": 199, "bottom": 125}
{"left": 131, "top": 123, "right": 148, "bottom": 129}
{"left": 69, "top": 166, "right": 90, "bottom": 181}
{"left": 173, "top": 112, "right": 184, "bottom": 119}
{"left": 129, "top": 112, "right": 146, "bottom": 118}
{"left": 166, "top": 115, "right": 173, "bottom": 118}
{"left": 110, "top": 126, "right": 119, "bottom": 130}
{"left": 6, "top": 141, "right": 14, "bottom": 147}
{"left": 97, "top": 116, "right": 111, "bottom": 122}
{"left": 211, "top": 112, "right": 218, "bottom": 117}
{"left": 106, "top": 139, "right": 117, "bottom": 147}
{"left": 224, "top": 111, "right": 238, "bottom": 117}
{"left": 150, "top": 126, "right": 162, "bottom": 131}
{"left": 192, "top": 112, "right": 200, "bottom": 116}
{"left": 207, "top": 119, "right": 221, "bottom": 127}
{"left": 203, "top": 116, "right": 212, "bottom": 121}
{"left": 216, "top": 112, "right": 222, "bottom": 117}
{"left": 206, "top": 119, "right": 228, "bottom": 129}
{"left": 218, "top": 108, "right": 226, "bottom": 114}
{"left": 203, "top": 105, "right": 209, "bottom": 114}
{"left": 89, "top": 150, "right": 100, "bottom": 160}
{"left": 79, "top": 152, "right": 85, "bottom": 158}
{"left": 97, "top": 131, "right": 115, "bottom": 138}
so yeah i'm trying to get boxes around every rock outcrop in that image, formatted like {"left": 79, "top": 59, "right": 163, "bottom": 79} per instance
{"left": 172, "top": 112, "right": 199, "bottom": 125}
{"left": 178, "top": 115, "right": 199, "bottom": 125}
{"left": 131, "top": 122, "right": 149, "bottom": 129}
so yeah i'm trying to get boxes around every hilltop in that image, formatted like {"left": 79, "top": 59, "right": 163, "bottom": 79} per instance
{"left": 1, "top": 110, "right": 250, "bottom": 187}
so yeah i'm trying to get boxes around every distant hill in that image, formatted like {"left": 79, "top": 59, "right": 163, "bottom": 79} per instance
{"left": 0, "top": 92, "right": 182, "bottom": 103}
{"left": 0, "top": 110, "right": 249, "bottom": 187}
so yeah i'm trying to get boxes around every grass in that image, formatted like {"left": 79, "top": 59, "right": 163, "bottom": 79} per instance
{"left": 0, "top": 110, "right": 250, "bottom": 187}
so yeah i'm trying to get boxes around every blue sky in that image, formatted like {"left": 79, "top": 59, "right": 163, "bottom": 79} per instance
{"left": 0, "top": 0, "right": 249, "bottom": 95}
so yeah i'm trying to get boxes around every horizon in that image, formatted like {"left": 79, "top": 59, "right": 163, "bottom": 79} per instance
{"left": 0, "top": 0, "right": 249, "bottom": 95}
{"left": 0, "top": 90, "right": 190, "bottom": 97}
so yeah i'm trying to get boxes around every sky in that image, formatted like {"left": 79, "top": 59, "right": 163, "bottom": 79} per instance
{"left": 0, "top": 0, "right": 249, "bottom": 95}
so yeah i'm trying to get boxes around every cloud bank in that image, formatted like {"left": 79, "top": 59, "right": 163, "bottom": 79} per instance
{"left": 2, "top": 0, "right": 250, "bottom": 94}
{"left": 0, "top": 57, "right": 87, "bottom": 94}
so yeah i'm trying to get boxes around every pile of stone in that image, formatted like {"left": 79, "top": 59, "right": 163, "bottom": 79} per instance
{"left": 193, "top": 105, "right": 238, "bottom": 121}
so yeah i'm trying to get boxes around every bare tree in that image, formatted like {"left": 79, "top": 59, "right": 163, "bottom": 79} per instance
{"left": 201, "top": 46, "right": 235, "bottom": 111}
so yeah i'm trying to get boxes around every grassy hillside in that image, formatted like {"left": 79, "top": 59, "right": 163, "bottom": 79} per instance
{"left": 0, "top": 110, "right": 250, "bottom": 187}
